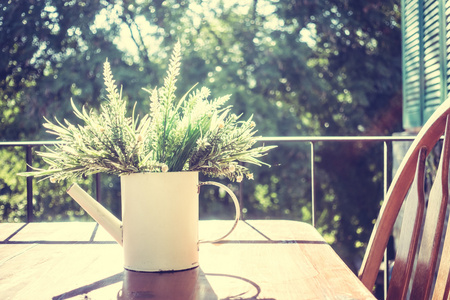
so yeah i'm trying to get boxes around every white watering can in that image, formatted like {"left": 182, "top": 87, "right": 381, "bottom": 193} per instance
{"left": 66, "top": 171, "right": 240, "bottom": 272}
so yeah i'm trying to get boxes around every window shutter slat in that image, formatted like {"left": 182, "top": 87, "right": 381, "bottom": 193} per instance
{"left": 403, "top": 0, "right": 423, "bottom": 129}
{"left": 403, "top": 0, "right": 448, "bottom": 129}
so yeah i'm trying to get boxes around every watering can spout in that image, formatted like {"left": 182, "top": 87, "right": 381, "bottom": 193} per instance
{"left": 67, "top": 183, "right": 123, "bottom": 246}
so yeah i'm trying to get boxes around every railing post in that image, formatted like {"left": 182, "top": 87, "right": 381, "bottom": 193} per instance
{"left": 239, "top": 180, "right": 244, "bottom": 221}
{"left": 95, "top": 173, "right": 102, "bottom": 203}
{"left": 310, "top": 141, "right": 316, "bottom": 227}
{"left": 383, "top": 141, "right": 389, "bottom": 300}
{"left": 25, "top": 145, "right": 33, "bottom": 222}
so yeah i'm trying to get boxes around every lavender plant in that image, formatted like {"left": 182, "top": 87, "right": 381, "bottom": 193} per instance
{"left": 24, "top": 42, "right": 275, "bottom": 182}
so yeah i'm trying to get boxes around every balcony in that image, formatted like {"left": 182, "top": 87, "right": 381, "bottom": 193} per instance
{"left": 0, "top": 135, "right": 422, "bottom": 298}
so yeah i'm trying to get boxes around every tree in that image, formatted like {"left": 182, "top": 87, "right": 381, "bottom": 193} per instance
{"left": 0, "top": 0, "right": 402, "bottom": 272}
{"left": 1, "top": 0, "right": 125, "bottom": 220}
{"left": 273, "top": 0, "right": 402, "bottom": 267}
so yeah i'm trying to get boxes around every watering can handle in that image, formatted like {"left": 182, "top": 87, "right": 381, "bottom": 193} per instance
{"left": 198, "top": 181, "right": 241, "bottom": 243}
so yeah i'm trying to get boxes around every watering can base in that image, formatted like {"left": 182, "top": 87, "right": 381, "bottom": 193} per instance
{"left": 124, "top": 263, "right": 199, "bottom": 273}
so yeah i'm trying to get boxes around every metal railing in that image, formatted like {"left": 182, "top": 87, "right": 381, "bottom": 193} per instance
{"left": 0, "top": 140, "right": 93, "bottom": 222}
{"left": 257, "top": 136, "right": 417, "bottom": 227}
{"left": 0, "top": 136, "right": 417, "bottom": 224}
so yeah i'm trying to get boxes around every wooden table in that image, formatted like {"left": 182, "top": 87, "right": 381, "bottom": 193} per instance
{"left": 0, "top": 220, "right": 375, "bottom": 300}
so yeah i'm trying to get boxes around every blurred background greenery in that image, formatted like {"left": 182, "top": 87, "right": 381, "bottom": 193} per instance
{"left": 0, "top": 0, "right": 402, "bottom": 273}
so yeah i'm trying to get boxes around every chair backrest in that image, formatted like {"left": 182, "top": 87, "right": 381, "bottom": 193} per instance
{"left": 358, "top": 99, "right": 450, "bottom": 300}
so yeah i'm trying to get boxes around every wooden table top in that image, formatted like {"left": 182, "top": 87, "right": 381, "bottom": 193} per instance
{"left": 0, "top": 220, "right": 375, "bottom": 300}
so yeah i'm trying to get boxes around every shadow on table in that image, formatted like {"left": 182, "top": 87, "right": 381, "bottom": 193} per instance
{"left": 53, "top": 267, "right": 275, "bottom": 300}
{"left": 204, "top": 273, "right": 276, "bottom": 300}
{"left": 118, "top": 267, "right": 215, "bottom": 300}
{"left": 117, "top": 269, "right": 276, "bottom": 300}
{"left": 52, "top": 267, "right": 212, "bottom": 300}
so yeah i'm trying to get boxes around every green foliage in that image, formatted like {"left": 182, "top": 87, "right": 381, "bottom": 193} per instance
{"left": 22, "top": 42, "right": 275, "bottom": 182}
{"left": 0, "top": 148, "right": 27, "bottom": 222}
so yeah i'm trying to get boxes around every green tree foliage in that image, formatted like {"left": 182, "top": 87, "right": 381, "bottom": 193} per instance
{"left": 0, "top": 0, "right": 402, "bottom": 271}
{"left": 0, "top": 0, "right": 131, "bottom": 221}
{"left": 273, "top": 0, "right": 403, "bottom": 267}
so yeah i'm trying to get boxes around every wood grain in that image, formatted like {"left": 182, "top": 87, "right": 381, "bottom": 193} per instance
{"left": 0, "top": 221, "right": 375, "bottom": 299}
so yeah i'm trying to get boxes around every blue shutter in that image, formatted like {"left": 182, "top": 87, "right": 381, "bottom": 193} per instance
{"left": 403, "top": 0, "right": 423, "bottom": 129}
{"left": 402, "top": 0, "right": 448, "bottom": 130}
{"left": 422, "top": 0, "right": 442, "bottom": 120}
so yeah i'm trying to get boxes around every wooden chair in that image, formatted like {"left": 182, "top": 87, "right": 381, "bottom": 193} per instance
{"left": 358, "top": 99, "right": 450, "bottom": 300}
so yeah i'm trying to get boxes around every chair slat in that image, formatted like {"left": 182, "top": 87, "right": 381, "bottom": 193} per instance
{"left": 359, "top": 100, "right": 450, "bottom": 290}
{"left": 359, "top": 101, "right": 450, "bottom": 298}
{"left": 387, "top": 147, "right": 426, "bottom": 300}
{"left": 410, "top": 116, "right": 450, "bottom": 300}
{"left": 432, "top": 220, "right": 450, "bottom": 300}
